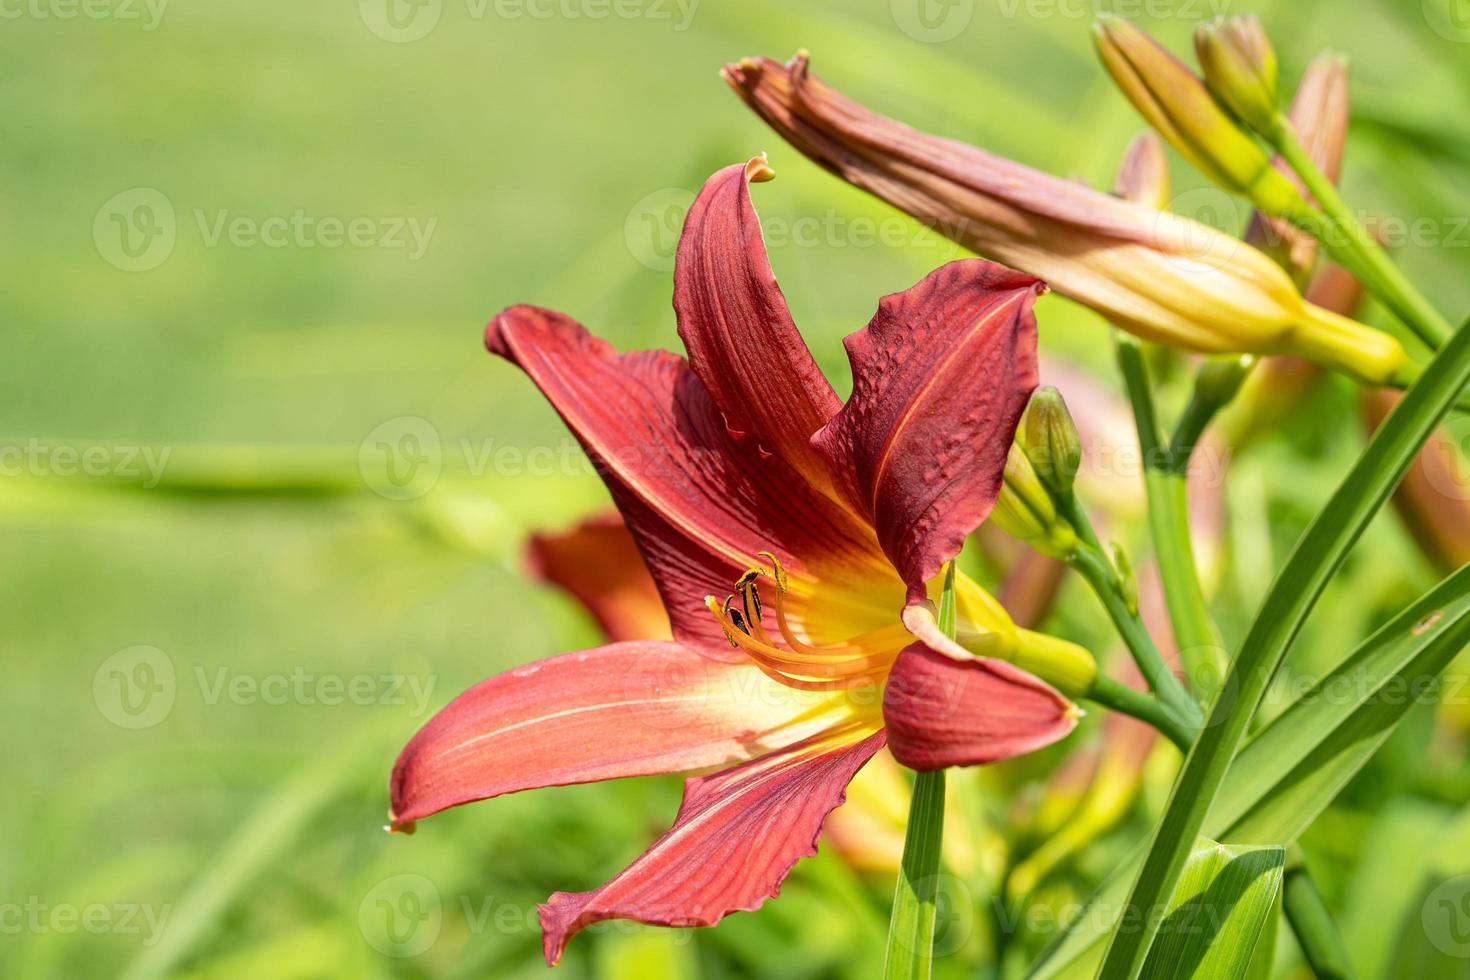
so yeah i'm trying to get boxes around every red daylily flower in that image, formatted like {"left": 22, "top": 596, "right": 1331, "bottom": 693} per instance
{"left": 390, "top": 157, "right": 1081, "bottom": 965}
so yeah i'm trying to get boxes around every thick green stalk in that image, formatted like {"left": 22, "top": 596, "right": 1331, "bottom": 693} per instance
{"left": 1096, "top": 314, "right": 1470, "bottom": 980}
{"left": 883, "top": 563, "right": 955, "bottom": 980}
{"left": 1271, "top": 124, "right": 1453, "bottom": 349}
{"left": 1282, "top": 863, "right": 1356, "bottom": 980}
{"left": 1114, "top": 335, "right": 1226, "bottom": 699}
{"left": 1087, "top": 673, "right": 1193, "bottom": 751}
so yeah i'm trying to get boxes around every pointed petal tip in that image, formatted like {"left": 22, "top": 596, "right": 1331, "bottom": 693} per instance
{"left": 484, "top": 303, "right": 537, "bottom": 356}
{"left": 535, "top": 731, "right": 884, "bottom": 963}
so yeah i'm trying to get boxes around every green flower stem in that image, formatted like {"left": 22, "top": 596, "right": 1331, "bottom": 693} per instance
{"left": 1086, "top": 673, "right": 1194, "bottom": 751}
{"left": 1168, "top": 357, "right": 1253, "bottom": 470}
{"left": 1282, "top": 862, "right": 1357, "bottom": 980}
{"left": 1115, "top": 335, "right": 1227, "bottom": 700}
{"left": 1271, "top": 120, "right": 1454, "bottom": 350}
{"left": 1063, "top": 530, "right": 1201, "bottom": 730}
{"left": 884, "top": 563, "right": 955, "bottom": 980}
{"left": 1097, "top": 314, "right": 1470, "bottom": 980}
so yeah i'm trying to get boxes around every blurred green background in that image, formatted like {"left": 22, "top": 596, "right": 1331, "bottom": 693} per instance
{"left": 5, "top": 0, "right": 1470, "bottom": 977}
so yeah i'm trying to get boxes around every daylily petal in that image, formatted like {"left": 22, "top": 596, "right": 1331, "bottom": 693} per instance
{"left": 811, "top": 259, "right": 1042, "bottom": 601}
{"left": 674, "top": 158, "right": 845, "bottom": 493}
{"left": 526, "top": 512, "right": 671, "bottom": 643}
{"left": 882, "top": 642, "right": 1077, "bottom": 770}
{"left": 488, "top": 305, "right": 893, "bottom": 652}
{"left": 390, "top": 641, "right": 864, "bottom": 829}
{"left": 539, "top": 727, "right": 886, "bottom": 965}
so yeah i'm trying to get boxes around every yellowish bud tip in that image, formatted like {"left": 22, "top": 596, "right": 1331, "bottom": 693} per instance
{"left": 1195, "top": 15, "right": 1281, "bottom": 137}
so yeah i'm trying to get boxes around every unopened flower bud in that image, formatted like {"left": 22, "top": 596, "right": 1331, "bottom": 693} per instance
{"left": 991, "top": 444, "right": 1078, "bottom": 557}
{"left": 1195, "top": 16, "right": 1281, "bottom": 138}
{"left": 1022, "top": 387, "right": 1083, "bottom": 499}
{"left": 725, "top": 51, "right": 1406, "bottom": 386}
{"left": 1195, "top": 355, "right": 1253, "bottom": 406}
{"left": 1093, "top": 15, "right": 1301, "bottom": 217}
{"left": 1244, "top": 53, "right": 1350, "bottom": 281}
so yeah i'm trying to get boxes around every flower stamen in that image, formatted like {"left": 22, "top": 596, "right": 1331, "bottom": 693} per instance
{"left": 702, "top": 550, "right": 909, "bottom": 691}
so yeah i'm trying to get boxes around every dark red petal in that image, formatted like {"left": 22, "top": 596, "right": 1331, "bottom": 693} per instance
{"left": 811, "top": 259, "right": 1043, "bottom": 601}
{"left": 539, "top": 729, "right": 886, "bottom": 965}
{"left": 391, "top": 641, "right": 854, "bottom": 829}
{"left": 675, "top": 158, "right": 844, "bottom": 491}
{"left": 488, "top": 305, "right": 890, "bottom": 652}
{"left": 882, "top": 643, "right": 1076, "bottom": 770}
{"left": 526, "top": 512, "right": 671, "bottom": 643}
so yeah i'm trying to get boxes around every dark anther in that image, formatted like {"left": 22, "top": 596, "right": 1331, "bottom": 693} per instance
{"left": 729, "top": 608, "right": 750, "bottom": 637}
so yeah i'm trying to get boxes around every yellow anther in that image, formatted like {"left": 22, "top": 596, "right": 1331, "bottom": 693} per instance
{"left": 757, "top": 550, "right": 788, "bottom": 592}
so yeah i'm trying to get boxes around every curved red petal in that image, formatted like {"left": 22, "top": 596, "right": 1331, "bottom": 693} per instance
{"left": 488, "top": 305, "right": 890, "bottom": 652}
{"left": 390, "top": 641, "right": 855, "bottom": 829}
{"left": 539, "top": 728, "right": 886, "bottom": 965}
{"left": 882, "top": 642, "right": 1076, "bottom": 770}
{"left": 812, "top": 259, "right": 1043, "bottom": 601}
{"left": 675, "top": 159, "right": 845, "bottom": 492}
{"left": 526, "top": 512, "right": 671, "bottom": 643}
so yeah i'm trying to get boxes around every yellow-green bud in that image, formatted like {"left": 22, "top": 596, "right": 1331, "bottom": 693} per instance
{"left": 991, "top": 444, "right": 1078, "bottom": 557}
{"left": 1195, "top": 355, "right": 1253, "bottom": 406}
{"left": 1196, "top": 16, "right": 1281, "bottom": 138}
{"left": 1093, "top": 15, "right": 1302, "bottom": 217}
{"left": 1022, "top": 387, "right": 1082, "bottom": 499}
